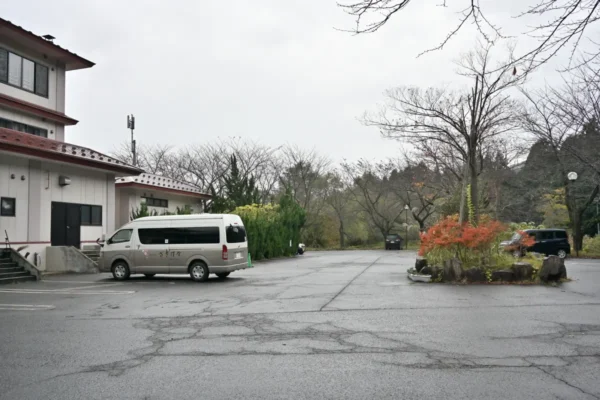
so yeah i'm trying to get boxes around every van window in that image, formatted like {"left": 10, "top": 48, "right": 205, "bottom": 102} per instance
{"left": 226, "top": 225, "right": 246, "bottom": 243}
{"left": 538, "top": 231, "right": 554, "bottom": 240}
{"left": 109, "top": 229, "right": 132, "bottom": 244}
{"left": 170, "top": 227, "right": 220, "bottom": 244}
{"left": 139, "top": 228, "right": 170, "bottom": 245}
{"left": 555, "top": 230, "right": 568, "bottom": 239}
{"left": 139, "top": 227, "right": 220, "bottom": 245}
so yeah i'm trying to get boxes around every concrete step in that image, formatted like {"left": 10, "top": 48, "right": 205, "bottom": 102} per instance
{"left": 0, "top": 271, "right": 30, "bottom": 279}
{"left": 0, "top": 266, "right": 22, "bottom": 273}
{"left": 0, "top": 275, "right": 36, "bottom": 284}
{"left": 0, "top": 262, "right": 17, "bottom": 268}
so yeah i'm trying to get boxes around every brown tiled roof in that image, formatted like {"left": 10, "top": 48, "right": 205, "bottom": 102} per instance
{"left": 0, "top": 17, "right": 94, "bottom": 71}
{"left": 0, "top": 93, "right": 78, "bottom": 126}
{"left": 0, "top": 128, "right": 143, "bottom": 175}
{"left": 116, "top": 173, "right": 211, "bottom": 199}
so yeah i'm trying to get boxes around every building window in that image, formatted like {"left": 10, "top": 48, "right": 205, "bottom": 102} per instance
{"left": 144, "top": 197, "right": 168, "bottom": 208}
{"left": 0, "top": 197, "right": 16, "bottom": 217}
{"left": 0, "top": 47, "right": 49, "bottom": 97}
{"left": 81, "top": 205, "right": 102, "bottom": 226}
{"left": 0, "top": 117, "right": 48, "bottom": 138}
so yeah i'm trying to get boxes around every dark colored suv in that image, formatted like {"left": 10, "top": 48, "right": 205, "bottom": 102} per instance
{"left": 505, "top": 229, "right": 571, "bottom": 258}
{"left": 385, "top": 234, "right": 403, "bottom": 250}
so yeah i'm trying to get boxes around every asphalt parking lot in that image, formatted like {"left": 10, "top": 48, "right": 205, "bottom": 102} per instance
{"left": 0, "top": 250, "right": 599, "bottom": 400}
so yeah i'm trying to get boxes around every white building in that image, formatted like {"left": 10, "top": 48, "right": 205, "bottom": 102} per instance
{"left": 115, "top": 173, "right": 211, "bottom": 228}
{"left": 0, "top": 17, "right": 142, "bottom": 270}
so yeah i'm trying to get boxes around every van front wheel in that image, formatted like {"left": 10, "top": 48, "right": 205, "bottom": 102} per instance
{"left": 112, "top": 261, "right": 130, "bottom": 281}
{"left": 189, "top": 261, "right": 209, "bottom": 282}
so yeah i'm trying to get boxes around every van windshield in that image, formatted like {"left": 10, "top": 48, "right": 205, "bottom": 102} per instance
{"left": 226, "top": 225, "right": 246, "bottom": 243}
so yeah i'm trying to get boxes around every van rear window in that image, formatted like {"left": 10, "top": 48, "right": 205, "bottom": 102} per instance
{"left": 226, "top": 225, "right": 246, "bottom": 243}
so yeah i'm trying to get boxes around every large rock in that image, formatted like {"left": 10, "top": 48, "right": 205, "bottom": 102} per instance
{"left": 430, "top": 266, "right": 443, "bottom": 281}
{"left": 511, "top": 262, "right": 534, "bottom": 281}
{"left": 539, "top": 256, "right": 567, "bottom": 282}
{"left": 442, "top": 258, "right": 463, "bottom": 282}
{"left": 491, "top": 269, "right": 515, "bottom": 282}
{"left": 464, "top": 268, "right": 487, "bottom": 282}
{"left": 420, "top": 266, "right": 432, "bottom": 275}
{"left": 415, "top": 258, "right": 428, "bottom": 273}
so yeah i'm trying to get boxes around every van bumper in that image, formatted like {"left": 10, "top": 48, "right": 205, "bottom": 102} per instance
{"left": 210, "top": 262, "right": 247, "bottom": 274}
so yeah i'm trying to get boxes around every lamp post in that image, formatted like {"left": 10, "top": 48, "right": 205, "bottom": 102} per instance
{"left": 568, "top": 172, "right": 578, "bottom": 257}
{"left": 404, "top": 205, "right": 409, "bottom": 250}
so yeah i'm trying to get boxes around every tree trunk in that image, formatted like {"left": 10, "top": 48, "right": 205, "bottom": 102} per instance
{"left": 468, "top": 145, "right": 479, "bottom": 224}
{"left": 573, "top": 211, "right": 583, "bottom": 253}
{"left": 339, "top": 221, "right": 345, "bottom": 249}
{"left": 458, "top": 163, "right": 469, "bottom": 224}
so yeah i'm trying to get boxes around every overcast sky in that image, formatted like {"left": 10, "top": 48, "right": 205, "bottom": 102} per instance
{"left": 4, "top": 0, "right": 581, "bottom": 162}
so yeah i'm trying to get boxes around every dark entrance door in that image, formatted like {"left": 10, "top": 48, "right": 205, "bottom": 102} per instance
{"left": 51, "top": 202, "right": 81, "bottom": 247}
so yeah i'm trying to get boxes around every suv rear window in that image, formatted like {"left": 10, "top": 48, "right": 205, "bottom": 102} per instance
{"left": 226, "top": 225, "right": 246, "bottom": 243}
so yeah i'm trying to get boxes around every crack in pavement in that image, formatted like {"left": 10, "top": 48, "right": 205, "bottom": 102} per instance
{"left": 29, "top": 312, "right": 598, "bottom": 399}
{"left": 319, "top": 255, "right": 383, "bottom": 311}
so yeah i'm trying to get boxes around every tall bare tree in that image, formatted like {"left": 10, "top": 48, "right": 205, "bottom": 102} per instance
{"left": 365, "top": 44, "right": 521, "bottom": 222}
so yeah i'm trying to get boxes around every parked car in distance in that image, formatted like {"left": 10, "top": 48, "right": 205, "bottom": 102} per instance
{"left": 97, "top": 214, "right": 248, "bottom": 282}
{"left": 385, "top": 234, "right": 402, "bottom": 250}
{"left": 502, "top": 229, "right": 571, "bottom": 258}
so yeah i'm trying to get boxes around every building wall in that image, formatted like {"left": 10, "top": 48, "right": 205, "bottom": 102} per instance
{"left": 115, "top": 186, "right": 205, "bottom": 229}
{"left": 0, "top": 152, "right": 116, "bottom": 270}
{"left": 0, "top": 38, "right": 64, "bottom": 112}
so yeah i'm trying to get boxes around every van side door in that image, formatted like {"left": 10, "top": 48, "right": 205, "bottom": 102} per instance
{"left": 168, "top": 226, "right": 221, "bottom": 273}
{"left": 134, "top": 227, "right": 171, "bottom": 275}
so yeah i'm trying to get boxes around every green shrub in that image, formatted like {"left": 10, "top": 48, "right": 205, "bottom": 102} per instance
{"left": 232, "top": 192, "right": 305, "bottom": 261}
{"left": 583, "top": 235, "right": 600, "bottom": 256}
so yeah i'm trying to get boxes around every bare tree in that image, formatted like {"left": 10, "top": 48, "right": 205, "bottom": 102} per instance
{"left": 366, "top": 44, "right": 521, "bottom": 222}
{"left": 342, "top": 160, "right": 406, "bottom": 238}
{"left": 389, "top": 161, "right": 441, "bottom": 230}
{"left": 280, "top": 145, "right": 331, "bottom": 216}
{"left": 520, "top": 78, "right": 600, "bottom": 252}
{"left": 325, "top": 170, "right": 353, "bottom": 248}
{"left": 339, "top": 0, "right": 600, "bottom": 71}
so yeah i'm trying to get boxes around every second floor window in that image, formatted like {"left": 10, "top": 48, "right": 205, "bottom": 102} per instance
{"left": 0, "top": 48, "right": 49, "bottom": 97}
{"left": 0, "top": 117, "right": 48, "bottom": 137}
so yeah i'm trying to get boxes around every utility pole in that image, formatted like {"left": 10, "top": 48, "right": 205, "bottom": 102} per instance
{"left": 127, "top": 114, "right": 136, "bottom": 166}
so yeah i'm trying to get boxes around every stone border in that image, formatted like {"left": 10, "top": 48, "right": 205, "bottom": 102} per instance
{"left": 412, "top": 255, "right": 567, "bottom": 284}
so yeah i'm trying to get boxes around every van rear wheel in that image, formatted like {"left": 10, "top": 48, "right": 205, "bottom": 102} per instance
{"left": 216, "top": 272, "right": 230, "bottom": 279}
{"left": 189, "top": 261, "right": 209, "bottom": 282}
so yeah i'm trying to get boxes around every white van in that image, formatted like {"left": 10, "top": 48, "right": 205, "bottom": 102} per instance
{"left": 98, "top": 214, "right": 248, "bottom": 282}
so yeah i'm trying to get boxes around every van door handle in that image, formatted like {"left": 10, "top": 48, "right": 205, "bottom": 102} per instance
{"left": 125, "top": 245, "right": 131, "bottom": 248}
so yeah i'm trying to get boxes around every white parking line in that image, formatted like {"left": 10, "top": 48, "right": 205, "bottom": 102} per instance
{"left": 0, "top": 304, "right": 55, "bottom": 311}
{"left": 41, "top": 280, "right": 108, "bottom": 284}
{"left": 0, "top": 289, "right": 135, "bottom": 295}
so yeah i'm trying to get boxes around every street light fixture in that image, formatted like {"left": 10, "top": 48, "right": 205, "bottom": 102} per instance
{"left": 568, "top": 172, "right": 578, "bottom": 257}
{"left": 404, "top": 205, "right": 409, "bottom": 250}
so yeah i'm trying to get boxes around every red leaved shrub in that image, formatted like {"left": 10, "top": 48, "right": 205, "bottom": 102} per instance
{"left": 419, "top": 216, "right": 507, "bottom": 267}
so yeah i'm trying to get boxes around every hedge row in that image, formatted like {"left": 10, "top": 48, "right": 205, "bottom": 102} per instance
{"left": 232, "top": 195, "right": 305, "bottom": 261}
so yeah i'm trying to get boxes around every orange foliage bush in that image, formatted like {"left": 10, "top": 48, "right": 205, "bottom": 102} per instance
{"left": 419, "top": 216, "right": 507, "bottom": 266}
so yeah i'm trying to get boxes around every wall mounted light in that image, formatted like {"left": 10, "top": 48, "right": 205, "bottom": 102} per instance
{"left": 59, "top": 176, "right": 71, "bottom": 186}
